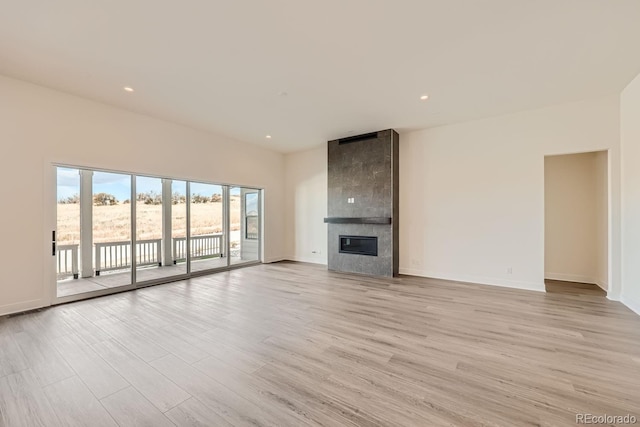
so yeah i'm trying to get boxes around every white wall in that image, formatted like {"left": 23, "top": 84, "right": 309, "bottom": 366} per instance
{"left": 285, "top": 96, "right": 621, "bottom": 294}
{"left": 544, "top": 152, "right": 607, "bottom": 289}
{"left": 621, "top": 72, "right": 640, "bottom": 315}
{"left": 284, "top": 145, "right": 327, "bottom": 264}
{"left": 0, "top": 75, "right": 286, "bottom": 316}
{"left": 400, "top": 96, "right": 620, "bottom": 293}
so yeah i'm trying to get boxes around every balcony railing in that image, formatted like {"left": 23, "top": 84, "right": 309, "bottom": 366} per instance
{"left": 57, "top": 234, "right": 224, "bottom": 278}
{"left": 173, "top": 234, "right": 223, "bottom": 262}
{"left": 57, "top": 244, "right": 79, "bottom": 279}
{"left": 137, "top": 239, "right": 163, "bottom": 269}
{"left": 95, "top": 239, "right": 162, "bottom": 275}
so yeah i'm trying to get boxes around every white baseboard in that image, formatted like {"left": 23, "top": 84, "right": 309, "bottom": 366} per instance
{"left": 607, "top": 292, "right": 621, "bottom": 302}
{"left": 594, "top": 279, "right": 609, "bottom": 292}
{"left": 544, "top": 272, "right": 597, "bottom": 285}
{"left": 0, "top": 298, "right": 48, "bottom": 317}
{"left": 262, "top": 256, "right": 287, "bottom": 264}
{"left": 545, "top": 273, "right": 611, "bottom": 293}
{"left": 621, "top": 294, "right": 640, "bottom": 316}
{"left": 400, "top": 268, "right": 545, "bottom": 292}
{"left": 285, "top": 256, "right": 327, "bottom": 265}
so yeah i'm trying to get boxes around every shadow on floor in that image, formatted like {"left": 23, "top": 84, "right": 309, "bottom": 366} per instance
{"left": 545, "top": 279, "right": 607, "bottom": 296}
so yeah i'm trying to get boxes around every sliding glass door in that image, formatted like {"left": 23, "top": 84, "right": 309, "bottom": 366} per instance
{"left": 134, "top": 176, "right": 187, "bottom": 283}
{"left": 54, "top": 165, "right": 261, "bottom": 302}
{"left": 56, "top": 168, "right": 134, "bottom": 299}
{"left": 229, "top": 187, "right": 261, "bottom": 265}
{"left": 92, "top": 171, "right": 133, "bottom": 289}
{"left": 171, "top": 180, "right": 188, "bottom": 275}
{"left": 55, "top": 167, "right": 82, "bottom": 297}
{"left": 189, "top": 182, "right": 226, "bottom": 273}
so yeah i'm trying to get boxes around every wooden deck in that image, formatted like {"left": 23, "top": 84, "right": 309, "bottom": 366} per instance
{"left": 2, "top": 262, "right": 639, "bottom": 426}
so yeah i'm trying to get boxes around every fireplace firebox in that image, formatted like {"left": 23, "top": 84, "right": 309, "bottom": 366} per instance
{"left": 339, "top": 236, "right": 378, "bottom": 256}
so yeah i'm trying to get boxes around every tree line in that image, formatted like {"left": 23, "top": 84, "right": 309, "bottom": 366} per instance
{"left": 59, "top": 192, "right": 223, "bottom": 206}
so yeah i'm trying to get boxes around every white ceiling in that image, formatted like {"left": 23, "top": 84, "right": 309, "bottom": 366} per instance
{"left": 2, "top": 0, "right": 640, "bottom": 153}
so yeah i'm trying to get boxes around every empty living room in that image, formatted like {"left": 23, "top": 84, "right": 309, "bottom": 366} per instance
{"left": 2, "top": 1, "right": 640, "bottom": 426}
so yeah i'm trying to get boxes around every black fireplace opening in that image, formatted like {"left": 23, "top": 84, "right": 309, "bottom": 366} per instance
{"left": 339, "top": 235, "right": 378, "bottom": 256}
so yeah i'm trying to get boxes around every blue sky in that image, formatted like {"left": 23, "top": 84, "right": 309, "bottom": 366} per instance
{"left": 57, "top": 168, "right": 245, "bottom": 204}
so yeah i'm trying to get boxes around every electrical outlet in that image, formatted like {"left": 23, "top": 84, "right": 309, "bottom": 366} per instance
{"left": 507, "top": 267, "right": 513, "bottom": 274}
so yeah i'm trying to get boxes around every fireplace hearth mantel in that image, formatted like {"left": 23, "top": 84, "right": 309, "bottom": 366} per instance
{"left": 323, "top": 217, "right": 391, "bottom": 225}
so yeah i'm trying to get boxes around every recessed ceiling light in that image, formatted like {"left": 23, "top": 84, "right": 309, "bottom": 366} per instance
{"left": 266, "top": 135, "right": 272, "bottom": 139}
{"left": 123, "top": 86, "right": 134, "bottom": 92}
{"left": 420, "top": 94, "right": 429, "bottom": 100}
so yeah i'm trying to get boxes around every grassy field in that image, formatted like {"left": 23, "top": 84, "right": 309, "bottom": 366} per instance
{"left": 57, "top": 201, "right": 242, "bottom": 245}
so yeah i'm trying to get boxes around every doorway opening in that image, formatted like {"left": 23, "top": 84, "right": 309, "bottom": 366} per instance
{"left": 544, "top": 151, "right": 608, "bottom": 295}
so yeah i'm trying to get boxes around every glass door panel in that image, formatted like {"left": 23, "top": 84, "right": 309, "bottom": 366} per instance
{"left": 171, "top": 180, "right": 188, "bottom": 273}
{"left": 56, "top": 167, "right": 82, "bottom": 297}
{"left": 230, "top": 187, "right": 260, "bottom": 265}
{"left": 134, "top": 176, "right": 187, "bottom": 283}
{"left": 189, "top": 182, "right": 226, "bottom": 272}
{"left": 54, "top": 163, "right": 263, "bottom": 303}
{"left": 92, "top": 171, "right": 132, "bottom": 289}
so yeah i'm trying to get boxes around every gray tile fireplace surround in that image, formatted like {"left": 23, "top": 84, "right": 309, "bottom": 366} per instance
{"left": 324, "top": 129, "right": 399, "bottom": 277}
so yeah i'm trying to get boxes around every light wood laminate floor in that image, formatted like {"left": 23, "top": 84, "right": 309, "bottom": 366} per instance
{"left": 57, "top": 257, "right": 244, "bottom": 298}
{"left": 2, "top": 262, "right": 639, "bottom": 426}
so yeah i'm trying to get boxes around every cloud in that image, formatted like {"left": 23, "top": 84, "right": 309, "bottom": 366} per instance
{"left": 57, "top": 168, "right": 79, "bottom": 187}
